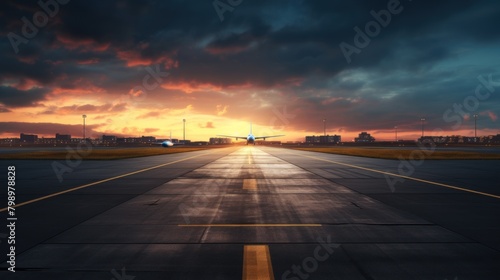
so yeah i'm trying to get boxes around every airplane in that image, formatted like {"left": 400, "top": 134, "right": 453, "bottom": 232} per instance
{"left": 156, "top": 132, "right": 184, "bottom": 147}
{"left": 217, "top": 123, "right": 284, "bottom": 145}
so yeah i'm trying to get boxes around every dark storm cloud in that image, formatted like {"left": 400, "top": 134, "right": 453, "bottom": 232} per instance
{"left": 0, "top": 86, "right": 49, "bottom": 107}
{"left": 40, "top": 103, "right": 128, "bottom": 115}
{"left": 0, "top": 121, "right": 102, "bottom": 137}
{"left": 1, "top": 0, "right": 499, "bottom": 134}
{"left": 2, "top": 0, "right": 498, "bottom": 85}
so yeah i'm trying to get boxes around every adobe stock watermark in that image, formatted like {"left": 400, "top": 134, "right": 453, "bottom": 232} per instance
{"left": 270, "top": 106, "right": 296, "bottom": 130}
{"left": 8, "top": 0, "right": 71, "bottom": 54}
{"left": 110, "top": 267, "right": 136, "bottom": 280}
{"left": 51, "top": 141, "right": 93, "bottom": 183}
{"left": 115, "top": 63, "right": 169, "bottom": 126}
{"left": 443, "top": 74, "right": 500, "bottom": 129}
{"left": 178, "top": 180, "right": 223, "bottom": 224}
{"left": 119, "top": 64, "right": 170, "bottom": 106}
{"left": 130, "top": 64, "right": 169, "bottom": 102}
{"left": 213, "top": 0, "right": 244, "bottom": 22}
{"left": 256, "top": 105, "right": 296, "bottom": 141}
{"left": 281, "top": 235, "right": 340, "bottom": 280}
{"left": 384, "top": 73, "right": 499, "bottom": 192}
{"left": 339, "top": 0, "right": 408, "bottom": 64}
{"left": 384, "top": 137, "right": 438, "bottom": 192}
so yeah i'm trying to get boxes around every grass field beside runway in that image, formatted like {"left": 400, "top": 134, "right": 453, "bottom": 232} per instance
{"left": 290, "top": 147, "right": 500, "bottom": 160}
{"left": 0, "top": 146, "right": 221, "bottom": 160}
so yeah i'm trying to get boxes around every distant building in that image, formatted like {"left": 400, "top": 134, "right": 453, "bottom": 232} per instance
{"left": 419, "top": 134, "right": 500, "bottom": 144}
{"left": 38, "top": 138, "right": 56, "bottom": 144}
{"left": 489, "top": 134, "right": 500, "bottom": 144}
{"left": 117, "top": 137, "right": 129, "bottom": 144}
{"left": 355, "top": 132, "right": 375, "bottom": 143}
{"left": 305, "top": 135, "right": 320, "bottom": 144}
{"left": 20, "top": 133, "right": 38, "bottom": 143}
{"left": 102, "top": 135, "right": 117, "bottom": 143}
{"left": 0, "top": 138, "right": 20, "bottom": 145}
{"left": 141, "top": 136, "right": 156, "bottom": 143}
{"left": 116, "top": 136, "right": 156, "bottom": 144}
{"left": 306, "top": 135, "right": 341, "bottom": 144}
{"left": 55, "top": 133, "right": 71, "bottom": 143}
{"left": 209, "top": 137, "right": 232, "bottom": 144}
{"left": 319, "top": 135, "right": 341, "bottom": 144}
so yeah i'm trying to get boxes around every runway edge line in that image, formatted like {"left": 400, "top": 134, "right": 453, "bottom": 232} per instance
{"left": 0, "top": 151, "right": 218, "bottom": 212}
{"left": 301, "top": 154, "right": 500, "bottom": 200}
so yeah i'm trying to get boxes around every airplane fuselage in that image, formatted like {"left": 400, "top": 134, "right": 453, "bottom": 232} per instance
{"left": 246, "top": 134, "right": 256, "bottom": 145}
{"left": 161, "top": 140, "right": 174, "bottom": 147}
{"left": 216, "top": 123, "right": 284, "bottom": 145}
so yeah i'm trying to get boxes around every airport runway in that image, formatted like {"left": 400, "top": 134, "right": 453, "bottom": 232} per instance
{"left": 1, "top": 146, "right": 499, "bottom": 279}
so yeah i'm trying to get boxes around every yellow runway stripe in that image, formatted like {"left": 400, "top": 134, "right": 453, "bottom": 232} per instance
{"left": 0, "top": 151, "right": 214, "bottom": 212}
{"left": 302, "top": 154, "right": 500, "bottom": 200}
{"left": 243, "top": 179, "right": 258, "bottom": 190}
{"left": 178, "top": 224, "right": 322, "bottom": 227}
{"left": 243, "top": 245, "right": 275, "bottom": 280}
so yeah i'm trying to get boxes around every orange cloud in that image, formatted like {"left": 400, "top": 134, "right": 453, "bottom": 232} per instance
{"left": 144, "top": 128, "right": 159, "bottom": 133}
{"left": 77, "top": 58, "right": 100, "bottom": 65}
{"left": 161, "top": 82, "right": 221, "bottom": 93}
{"left": 216, "top": 104, "right": 228, "bottom": 116}
{"left": 116, "top": 45, "right": 179, "bottom": 68}
{"left": 137, "top": 111, "right": 161, "bottom": 119}
{"left": 170, "top": 104, "right": 193, "bottom": 115}
{"left": 205, "top": 45, "right": 250, "bottom": 55}
{"left": 117, "top": 50, "right": 153, "bottom": 67}
{"left": 199, "top": 122, "right": 215, "bottom": 128}
{"left": 120, "top": 126, "right": 159, "bottom": 137}
{"left": 10, "top": 78, "right": 42, "bottom": 91}
{"left": 49, "top": 84, "right": 106, "bottom": 96}
{"left": 56, "top": 34, "right": 110, "bottom": 52}
{"left": 487, "top": 111, "right": 498, "bottom": 121}
{"left": 18, "top": 56, "right": 37, "bottom": 64}
{"left": 43, "top": 103, "right": 128, "bottom": 115}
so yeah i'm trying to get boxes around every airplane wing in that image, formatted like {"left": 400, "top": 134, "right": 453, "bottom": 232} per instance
{"left": 253, "top": 135, "right": 285, "bottom": 140}
{"left": 216, "top": 135, "right": 248, "bottom": 139}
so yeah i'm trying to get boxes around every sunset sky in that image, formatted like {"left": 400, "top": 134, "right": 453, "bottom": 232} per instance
{"left": 1, "top": 0, "right": 499, "bottom": 142}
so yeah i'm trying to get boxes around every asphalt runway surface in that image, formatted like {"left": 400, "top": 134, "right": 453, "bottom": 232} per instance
{"left": 367, "top": 146, "right": 500, "bottom": 154}
{"left": 0, "top": 146, "right": 499, "bottom": 279}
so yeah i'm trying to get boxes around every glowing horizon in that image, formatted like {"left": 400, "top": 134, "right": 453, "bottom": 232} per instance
{"left": 1, "top": 1, "right": 499, "bottom": 141}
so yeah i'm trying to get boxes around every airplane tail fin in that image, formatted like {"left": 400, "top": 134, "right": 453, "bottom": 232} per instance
{"left": 250, "top": 122, "right": 252, "bottom": 134}
{"left": 169, "top": 131, "right": 172, "bottom": 141}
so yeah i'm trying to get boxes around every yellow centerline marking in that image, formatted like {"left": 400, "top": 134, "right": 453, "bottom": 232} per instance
{"left": 302, "top": 154, "right": 500, "bottom": 199}
{"left": 178, "top": 224, "right": 322, "bottom": 227}
{"left": 243, "top": 179, "right": 258, "bottom": 190}
{"left": 243, "top": 245, "right": 275, "bottom": 280}
{"left": 0, "top": 151, "right": 216, "bottom": 212}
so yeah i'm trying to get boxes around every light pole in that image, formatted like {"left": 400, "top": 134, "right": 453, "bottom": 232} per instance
{"left": 183, "top": 119, "right": 186, "bottom": 142}
{"left": 395, "top": 126, "right": 398, "bottom": 142}
{"left": 82, "top": 114, "right": 87, "bottom": 142}
{"left": 420, "top": 118, "right": 425, "bottom": 138}
{"left": 323, "top": 119, "right": 326, "bottom": 136}
{"left": 473, "top": 114, "right": 478, "bottom": 140}
{"left": 474, "top": 114, "right": 478, "bottom": 138}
